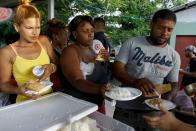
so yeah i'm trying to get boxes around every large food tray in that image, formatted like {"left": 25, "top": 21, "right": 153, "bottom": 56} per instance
{"left": 0, "top": 92, "right": 98, "bottom": 131}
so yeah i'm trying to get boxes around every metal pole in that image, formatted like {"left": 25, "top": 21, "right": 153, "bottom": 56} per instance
{"left": 48, "top": 0, "right": 54, "bottom": 20}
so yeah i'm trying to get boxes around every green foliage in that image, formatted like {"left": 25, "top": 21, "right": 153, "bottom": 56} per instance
{"left": 0, "top": 0, "right": 188, "bottom": 47}
{"left": 106, "top": 0, "right": 156, "bottom": 46}
{"left": 0, "top": 20, "right": 16, "bottom": 46}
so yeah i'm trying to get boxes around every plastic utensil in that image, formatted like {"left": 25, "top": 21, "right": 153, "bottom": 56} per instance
{"left": 153, "top": 88, "right": 161, "bottom": 98}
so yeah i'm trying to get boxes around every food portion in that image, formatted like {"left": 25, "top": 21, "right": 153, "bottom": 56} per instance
{"left": 57, "top": 117, "right": 100, "bottom": 131}
{"left": 24, "top": 80, "right": 53, "bottom": 95}
{"left": 25, "top": 80, "right": 46, "bottom": 92}
{"left": 145, "top": 98, "right": 176, "bottom": 110}
{"left": 110, "top": 88, "right": 132, "bottom": 98}
{"left": 145, "top": 84, "right": 171, "bottom": 97}
{"left": 95, "top": 48, "right": 105, "bottom": 61}
{"left": 95, "top": 54, "right": 104, "bottom": 61}
{"left": 148, "top": 98, "right": 162, "bottom": 107}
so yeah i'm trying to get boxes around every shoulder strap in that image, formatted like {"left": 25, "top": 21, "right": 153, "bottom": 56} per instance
{"left": 37, "top": 40, "right": 44, "bottom": 49}
{"left": 37, "top": 40, "right": 48, "bottom": 53}
{"left": 9, "top": 44, "right": 18, "bottom": 56}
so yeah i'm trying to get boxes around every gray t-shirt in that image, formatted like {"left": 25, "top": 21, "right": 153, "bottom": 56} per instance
{"left": 115, "top": 36, "right": 181, "bottom": 84}
{"left": 116, "top": 37, "right": 180, "bottom": 110}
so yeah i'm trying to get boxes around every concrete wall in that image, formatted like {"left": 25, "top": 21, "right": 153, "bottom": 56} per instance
{"left": 170, "top": 5, "right": 196, "bottom": 47}
{"left": 175, "top": 7, "right": 196, "bottom": 22}
{"left": 170, "top": 22, "right": 196, "bottom": 48}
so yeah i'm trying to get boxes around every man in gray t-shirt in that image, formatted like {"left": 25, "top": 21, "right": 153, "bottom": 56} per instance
{"left": 116, "top": 36, "right": 180, "bottom": 85}
{"left": 113, "top": 9, "right": 180, "bottom": 101}
{"left": 113, "top": 9, "right": 181, "bottom": 131}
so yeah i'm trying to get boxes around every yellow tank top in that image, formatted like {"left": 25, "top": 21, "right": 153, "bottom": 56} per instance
{"left": 10, "top": 41, "right": 53, "bottom": 102}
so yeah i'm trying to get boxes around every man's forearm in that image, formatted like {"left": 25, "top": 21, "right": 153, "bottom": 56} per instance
{"left": 113, "top": 61, "right": 139, "bottom": 87}
{"left": 114, "top": 71, "right": 138, "bottom": 87}
{"left": 168, "top": 82, "right": 179, "bottom": 101}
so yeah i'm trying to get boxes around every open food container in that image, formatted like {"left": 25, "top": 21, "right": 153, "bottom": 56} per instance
{"left": 0, "top": 92, "right": 134, "bottom": 131}
{"left": 44, "top": 111, "right": 134, "bottom": 131}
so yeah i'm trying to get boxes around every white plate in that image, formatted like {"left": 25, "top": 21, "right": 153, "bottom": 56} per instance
{"left": 25, "top": 80, "right": 53, "bottom": 95}
{"left": 105, "top": 87, "right": 142, "bottom": 101}
{"left": 145, "top": 98, "right": 176, "bottom": 110}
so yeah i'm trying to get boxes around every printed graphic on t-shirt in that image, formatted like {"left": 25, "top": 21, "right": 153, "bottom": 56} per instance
{"left": 132, "top": 47, "right": 172, "bottom": 78}
{"left": 154, "top": 64, "right": 171, "bottom": 77}
{"left": 132, "top": 47, "right": 172, "bottom": 67}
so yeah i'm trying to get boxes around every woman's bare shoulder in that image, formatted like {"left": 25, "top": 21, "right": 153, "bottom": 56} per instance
{"left": 0, "top": 44, "right": 15, "bottom": 60}
{"left": 38, "top": 35, "right": 49, "bottom": 41}
{"left": 39, "top": 35, "right": 49, "bottom": 42}
{"left": 37, "top": 35, "right": 52, "bottom": 50}
{"left": 61, "top": 45, "right": 78, "bottom": 57}
{"left": 38, "top": 35, "right": 50, "bottom": 45}
{"left": 0, "top": 45, "right": 13, "bottom": 55}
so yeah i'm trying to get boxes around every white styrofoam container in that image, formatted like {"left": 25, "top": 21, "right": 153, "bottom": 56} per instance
{"left": 0, "top": 92, "right": 98, "bottom": 131}
{"left": 44, "top": 111, "right": 135, "bottom": 131}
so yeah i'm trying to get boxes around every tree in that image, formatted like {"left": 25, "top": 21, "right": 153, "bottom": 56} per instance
{"left": 50, "top": 0, "right": 187, "bottom": 46}
{"left": 0, "top": 0, "right": 188, "bottom": 47}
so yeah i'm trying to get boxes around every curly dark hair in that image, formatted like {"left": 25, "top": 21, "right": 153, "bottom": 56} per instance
{"left": 46, "top": 18, "right": 67, "bottom": 41}
{"left": 68, "top": 15, "right": 94, "bottom": 41}
{"left": 94, "top": 17, "right": 105, "bottom": 26}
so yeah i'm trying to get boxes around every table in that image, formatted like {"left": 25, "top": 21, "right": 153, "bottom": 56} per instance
{"left": 174, "top": 107, "right": 196, "bottom": 125}
{"left": 113, "top": 96, "right": 164, "bottom": 131}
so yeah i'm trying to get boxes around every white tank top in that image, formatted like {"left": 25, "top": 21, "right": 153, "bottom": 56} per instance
{"left": 80, "top": 62, "right": 95, "bottom": 79}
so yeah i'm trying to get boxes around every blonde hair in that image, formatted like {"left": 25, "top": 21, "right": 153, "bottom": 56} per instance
{"left": 13, "top": 0, "right": 40, "bottom": 25}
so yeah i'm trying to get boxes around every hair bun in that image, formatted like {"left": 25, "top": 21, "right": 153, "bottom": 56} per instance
{"left": 20, "top": 0, "right": 32, "bottom": 5}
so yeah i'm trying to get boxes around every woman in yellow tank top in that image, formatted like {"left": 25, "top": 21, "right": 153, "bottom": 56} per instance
{"left": 0, "top": 0, "right": 57, "bottom": 103}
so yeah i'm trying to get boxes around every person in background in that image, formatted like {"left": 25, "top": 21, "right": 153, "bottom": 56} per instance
{"left": 143, "top": 106, "right": 196, "bottom": 131}
{"left": 180, "top": 45, "right": 196, "bottom": 87}
{"left": 112, "top": 9, "right": 180, "bottom": 130}
{"left": 0, "top": 0, "right": 57, "bottom": 104}
{"left": 46, "top": 18, "right": 69, "bottom": 57}
{"left": 173, "top": 45, "right": 196, "bottom": 109}
{"left": 94, "top": 17, "right": 111, "bottom": 51}
{"left": 93, "top": 17, "right": 112, "bottom": 80}
{"left": 46, "top": 18, "right": 69, "bottom": 92}
{"left": 60, "top": 15, "right": 111, "bottom": 112}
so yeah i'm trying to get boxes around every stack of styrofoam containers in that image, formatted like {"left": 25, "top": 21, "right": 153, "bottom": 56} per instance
{"left": 0, "top": 92, "right": 134, "bottom": 131}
